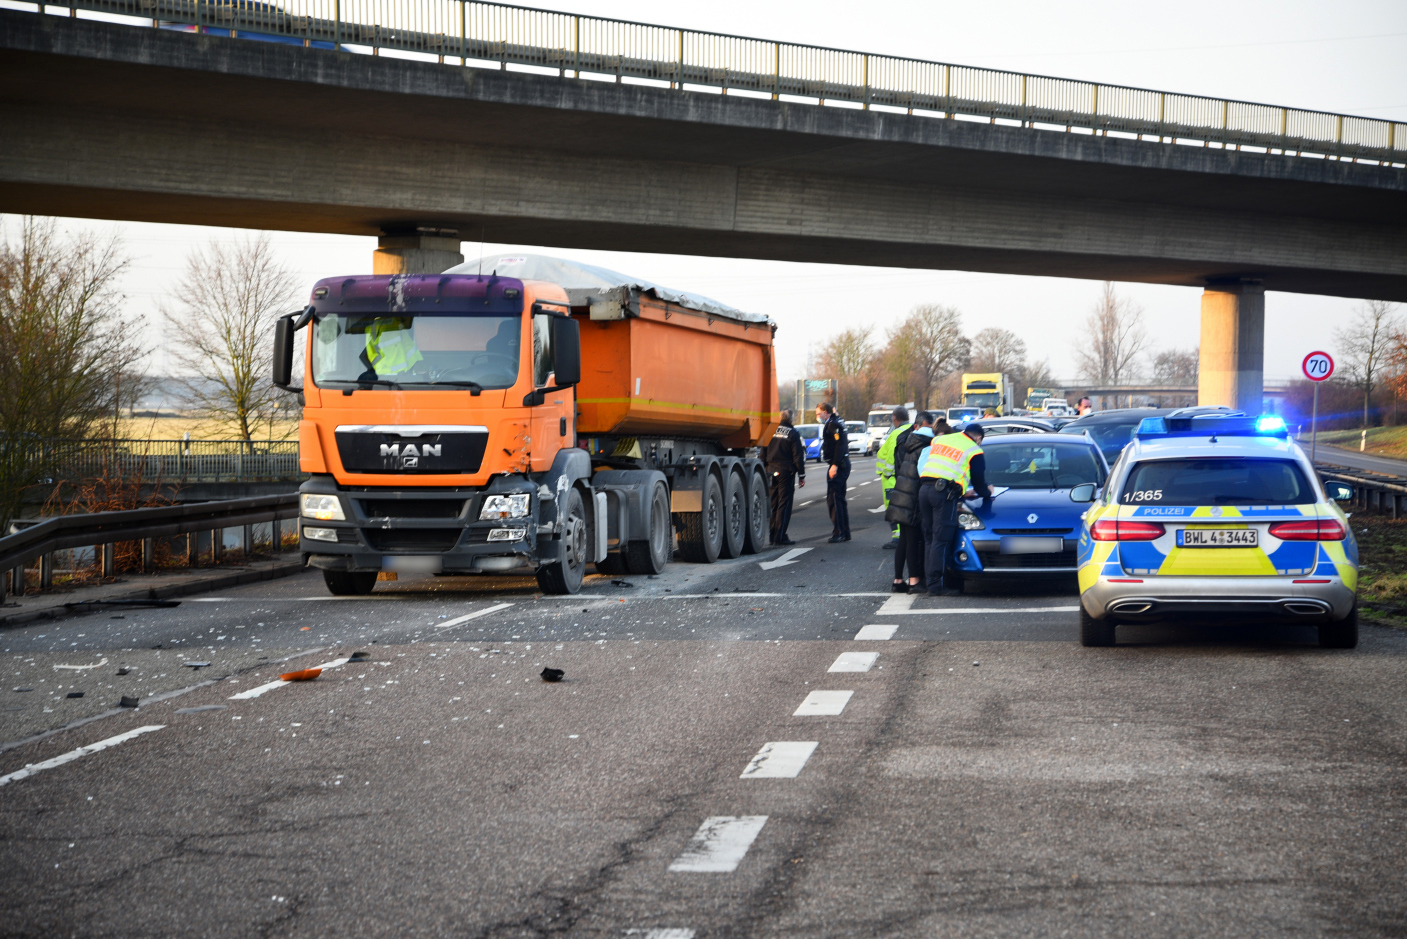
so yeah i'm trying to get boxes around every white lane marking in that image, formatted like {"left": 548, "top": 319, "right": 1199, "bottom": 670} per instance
{"left": 878, "top": 593, "right": 916, "bottom": 614}
{"left": 228, "top": 657, "right": 350, "bottom": 700}
{"left": 740, "top": 741, "right": 818, "bottom": 779}
{"left": 829, "top": 652, "right": 879, "bottom": 672}
{"left": 866, "top": 506, "right": 886, "bottom": 513}
{"left": 860, "top": 480, "right": 876, "bottom": 485}
{"left": 798, "top": 500, "right": 814, "bottom": 506}
{"left": 758, "top": 547, "right": 813, "bottom": 571}
{"left": 624, "top": 931, "right": 696, "bottom": 939}
{"left": 793, "top": 690, "right": 853, "bottom": 716}
{"left": 669, "top": 816, "right": 768, "bottom": 872}
{"left": 53, "top": 658, "right": 108, "bottom": 671}
{"left": 886, "top": 606, "right": 1082, "bottom": 615}
{"left": 846, "top": 487, "right": 856, "bottom": 491}
{"left": 0, "top": 725, "right": 164, "bottom": 788}
{"left": 435, "top": 602, "right": 515, "bottom": 629}
{"left": 854, "top": 624, "right": 899, "bottom": 640}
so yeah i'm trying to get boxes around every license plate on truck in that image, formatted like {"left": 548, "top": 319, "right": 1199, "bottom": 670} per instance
{"left": 1177, "top": 529, "right": 1257, "bottom": 548}
{"left": 382, "top": 555, "right": 444, "bottom": 573}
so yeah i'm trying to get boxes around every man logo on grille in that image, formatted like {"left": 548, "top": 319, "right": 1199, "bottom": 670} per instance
{"left": 380, "top": 443, "right": 441, "bottom": 469}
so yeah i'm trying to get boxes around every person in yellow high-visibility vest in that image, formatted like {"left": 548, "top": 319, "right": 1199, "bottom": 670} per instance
{"left": 360, "top": 316, "right": 423, "bottom": 377}
{"left": 917, "top": 423, "right": 992, "bottom": 595}
{"left": 874, "top": 406, "right": 911, "bottom": 549}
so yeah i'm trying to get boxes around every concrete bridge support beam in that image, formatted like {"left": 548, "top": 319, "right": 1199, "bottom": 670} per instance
{"left": 372, "top": 231, "right": 464, "bottom": 275}
{"left": 1198, "top": 283, "right": 1265, "bottom": 413}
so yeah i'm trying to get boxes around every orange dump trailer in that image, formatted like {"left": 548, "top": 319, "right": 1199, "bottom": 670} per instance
{"left": 274, "top": 255, "right": 779, "bottom": 597}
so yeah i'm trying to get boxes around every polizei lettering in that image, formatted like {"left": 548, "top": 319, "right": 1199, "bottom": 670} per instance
{"left": 380, "top": 443, "right": 441, "bottom": 469}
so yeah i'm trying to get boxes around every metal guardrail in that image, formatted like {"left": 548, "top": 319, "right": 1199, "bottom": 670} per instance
{"left": 23, "top": 0, "right": 1407, "bottom": 167}
{"left": 1316, "top": 463, "right": 1407, "bottom": 519}
{"left": 42, "top": 438, "right": 302, "bottom": 482}
{"left": 2, "top": 493, "right": 300, "bottom": 597}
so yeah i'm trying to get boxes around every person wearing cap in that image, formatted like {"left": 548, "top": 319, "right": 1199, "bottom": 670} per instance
{"left": 874, "top": 406, "right": 911, "bottom": 549}
{"left": 815, "top": 401, "right": 851, "bottom": 543}
{"left": 763, "top": 409, "right": 807, "bottom": 546}
{"left": 917, "top": 422, "right": 992, "bottom": 595}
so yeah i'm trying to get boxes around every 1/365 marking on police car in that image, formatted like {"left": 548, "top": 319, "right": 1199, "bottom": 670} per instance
{"left": 1177, "top": 528, "right": 1258, "bottom": 547}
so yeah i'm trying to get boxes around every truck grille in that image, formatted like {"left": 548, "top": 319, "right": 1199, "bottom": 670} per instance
{"left": 359, "top": 499, "right": 466, "bottom": 519}
{"left": 362, "top": 529, "right": 462, "bottom": 552}
{"left": 336, "top": 428, "right": 488, "bottom": 475}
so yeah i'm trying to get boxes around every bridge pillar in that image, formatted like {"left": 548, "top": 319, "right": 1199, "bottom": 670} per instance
{"left": 372, "top": 230, "right": 463, "bottom": 275}
{"left": 1198, "top": 282, "right": 1264, "bottom": 412}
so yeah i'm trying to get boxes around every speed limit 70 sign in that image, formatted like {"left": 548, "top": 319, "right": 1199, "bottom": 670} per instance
{"left": 1303, "top": 351, "right": 1334, "bottom": 382}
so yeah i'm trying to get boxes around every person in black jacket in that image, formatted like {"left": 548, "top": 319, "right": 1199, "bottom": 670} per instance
{"left": 884, "top": 411, "right": 936, "bottom": 592}
{"left": 763, "top": 410, "right": 807, "bottom": 545}
{"left": 816, "top": 402, "right": 850, "bottom": 543}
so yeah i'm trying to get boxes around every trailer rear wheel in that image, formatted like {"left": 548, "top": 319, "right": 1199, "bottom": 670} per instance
{"left": 741, "top": 468, "right": 768, "bottom": 555}
{"left": 626, "top": 482, "right": 672, "bottom": 574}
{"left": 537, "top": 489, "right": 586, "bottom": 595}
{"left": 677, "top": 474, "right": 723, "bottom": 563}
{"left": 323, "top": 570, "right": 377, "bottom": 596}
{"left": 719, "top": 471, "right": 746, "bottom": 559}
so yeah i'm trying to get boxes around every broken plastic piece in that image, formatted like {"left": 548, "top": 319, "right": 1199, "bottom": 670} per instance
{"left": 175, "top": 704, "right": 229, "bottom": 714}
{"left": 280, "top": 668, "right": 322, "bottom": 682}
{"left": 349, "top": 651, "right": 371, "bottom": 661}
{"left": 119, "top": 696, "right": 139, "bottom": 708}
{"left": 13, "top": 687, "right": 33, "bottom": 693}
{"left": 116, "top": 667, "right": 131, "bottom": 676}
{"left": 66, "top": 692, "right": 84, "bottom": 698}
{"left": 611, "top": 580, "right": 634, "bottom": 588}
{"left": 540, "top": 668, "right": 564, "bottom": 682}
{"left": 184, "top": 662, "right": 211, "bottom": 669}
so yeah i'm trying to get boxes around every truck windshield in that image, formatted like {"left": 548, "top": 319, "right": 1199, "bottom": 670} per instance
{"left": 964, "top": 393, "right": 1000, "bottom": 408}
{"left": 312, "top": 313, "right": 520, "bottom": 389}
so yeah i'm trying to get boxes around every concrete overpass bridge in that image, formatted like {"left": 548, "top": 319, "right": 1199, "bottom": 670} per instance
{"left": 2, "top": 1, "right": 1406, "bottom": 413}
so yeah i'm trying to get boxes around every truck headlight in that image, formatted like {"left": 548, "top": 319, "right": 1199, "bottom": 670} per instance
{"left": 301, "top": 494, "right": 345, "bottom": 521}
{"left": 480, "top": 494, "right": 530, "bottom": 519}
{"left": 958, "top": 511, "right": 985, "bottom": 531}
{"left": 302, "top": 527, "right": 338, "bottom": 542}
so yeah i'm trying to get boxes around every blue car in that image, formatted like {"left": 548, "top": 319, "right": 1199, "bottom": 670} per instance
{"left": 945, "top": 435, "right": 1110, "bottom": 591}
{"left": 796, "top": 423, "right": 823, "bottom": 461}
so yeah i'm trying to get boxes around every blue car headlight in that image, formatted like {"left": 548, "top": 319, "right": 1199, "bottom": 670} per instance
{"left": 958, "top": 510, "right": 985, "bottom": 531}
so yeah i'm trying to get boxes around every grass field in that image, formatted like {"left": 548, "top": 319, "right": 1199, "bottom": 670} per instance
{"left": 1303, "top": 426, "right": 1407, "bottom": 462}
{"left": 112, "top": 415, "right": 298, "bottom": 441}
{"left": 1352, "top": 514, "right": 1407, "bottom": 629}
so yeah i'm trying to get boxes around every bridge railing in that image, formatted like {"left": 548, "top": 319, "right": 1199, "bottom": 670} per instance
{"left": 41, "top": 438, "right": 303, "bottom": 482}
{"left": 27, "top": 0, "right": 1407, "bottom": 166}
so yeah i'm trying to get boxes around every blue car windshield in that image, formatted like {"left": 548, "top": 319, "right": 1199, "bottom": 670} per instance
{"left": 983, "top": 441, "right": 1105, "bottom": 489}
{"left": 1059, "top": 418, "right": 1140, "bottom": 461}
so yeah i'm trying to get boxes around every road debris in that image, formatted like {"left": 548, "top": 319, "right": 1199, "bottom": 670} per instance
{"left": 119, "top": 696, "right": 139, "bottom": 708}
{"left": 175, "top": 705, "right": 228, "bottom": 714}
{"left": 115, "top": 667, "right": 131, "bottom": 676}
{"left": 280, "top": 668, "right": 322, "bottom": 682}
{"left": 54, "top": 658, "right": 107, "bottom": 671}
{"left": 66, "top": 692, "right": 84, "bottom": 698}
{"left": 349, "top": 651, "right": 372, "bottom": 662}
{"left": 611, "top": 580, "right": 635, "bottom": 588}
{"left": 183, "top": 662, "right": 211, "bottom": 669}
{"left": 540, "top": 668, "right": 565, "bottom": 682}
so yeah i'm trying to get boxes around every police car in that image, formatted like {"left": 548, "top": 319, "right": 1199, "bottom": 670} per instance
{"left": 1076, "top": 412, "right": 1358, "bottom": 648}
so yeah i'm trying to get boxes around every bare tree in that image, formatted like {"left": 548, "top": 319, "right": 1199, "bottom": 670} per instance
{"left": 1150, "top": 347, "right": 1199, "bottom": 408}
{"left": 969, "top": 328, "right": 1027, "bottom": 374}
{"left": 164, "top": 235, "right": 300, "bottom": 444}
{"left": 1336, "top": 300, "right": 1400, "bottom": 429}
{"left": 1073, "top": 282, "right": 1148, "bottom": 408}
{"left": 815, "top": 327, "right": 877, "bottom": 419}
{"left": 0, "top": 217, "right": 142, "bottom": 529}
{"left": 883, "top": 304, "right": 969, "bottom": 410}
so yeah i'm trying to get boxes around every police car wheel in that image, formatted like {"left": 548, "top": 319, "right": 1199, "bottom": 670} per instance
{"left": 1079, "top": 606, "right": 1116, "bottom": 647}
{"left": 1318, "top": 606, "right": 1359, "bottom": 649}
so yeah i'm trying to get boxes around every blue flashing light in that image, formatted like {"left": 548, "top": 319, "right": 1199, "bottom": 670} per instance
{"left": 1135, "top": 414, "right": 1289, "bottom": 440}
{"left": 1256, "top": 415, "right": 1287, "bottom": 435}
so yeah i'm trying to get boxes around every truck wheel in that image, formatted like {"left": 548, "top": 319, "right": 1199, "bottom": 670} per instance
{"left": 1079, "top": 606, "right": 1116, "bottom": 647}
{"left": 625, "top": 482, "right": 672, "bottom": 575}
{"left": 595, "top": 553, "right": 628, "bottom": 575}
{"left": 537, "top": 489, "right": 586, "bottom": 595}
{"left": 323, "top": 570, "right": 377, "bottom": 596}
{"left": 677, "top": 474, "right": 723, "bottom": 563}
{"left": 719, "top": 471, "right": 746, "bottom": 559}
{"left": 1318, "top": 606, "right": 1359, "bottom": 649}
{"left": 741, "top": 468, "right": 768, "bottom": 555}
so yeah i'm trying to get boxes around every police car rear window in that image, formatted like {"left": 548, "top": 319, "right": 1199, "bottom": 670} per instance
{"left": 1121, "top": 458, "right": 1315, "bottom": 505}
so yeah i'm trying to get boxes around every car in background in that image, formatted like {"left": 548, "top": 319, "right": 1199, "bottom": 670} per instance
{"left": 945, "top": 435, "right": 1110, "bottom": 592}
{"left": 1076, "top": 413, "right": 1359, "bottom": 648}
{"left": 846, "top": 421, "right": 877, "bottom": 456}
{"left": 946, "top": 406, "right": 981, "bottom": 424}
{"left": 796, "top": 423, "right": 823, "bottom": 461}
{"left": 1058, "top": 406, "right": 1236, "bottom": 465}
{"left": 959, "top": 417, "right": 1059, "bottom": 436}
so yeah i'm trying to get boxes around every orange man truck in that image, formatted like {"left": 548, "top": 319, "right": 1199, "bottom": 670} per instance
{"left": 272, "top": 255, "right": 778, "bottom": 596}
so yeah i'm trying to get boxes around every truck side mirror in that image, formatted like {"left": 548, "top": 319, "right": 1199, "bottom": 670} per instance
{"left": 552, "top": 317, "right": 581, "bottom": 386}
{"left": 272, "top": 315, "right": 297, "bottom": 390}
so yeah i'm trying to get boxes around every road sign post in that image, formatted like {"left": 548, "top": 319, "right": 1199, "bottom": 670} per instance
{"left": 1302, "top": 352, "right": 1335, "bottom": 465}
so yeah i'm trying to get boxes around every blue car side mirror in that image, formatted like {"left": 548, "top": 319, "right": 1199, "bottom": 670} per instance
{"left": 1069, "top": 483, "right": 1098, "bottom": 503}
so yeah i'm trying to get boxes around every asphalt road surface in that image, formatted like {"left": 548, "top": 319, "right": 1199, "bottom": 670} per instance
{"left": 4, "top": 456, "right": 1406, "bottom": 937}
{"left": 1315, "top": 444, "right": 1407, "bottom": 477}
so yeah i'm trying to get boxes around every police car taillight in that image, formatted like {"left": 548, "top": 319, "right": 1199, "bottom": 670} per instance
{"left": 1090, "top": 520, "right": 1165, "bottom": 541}
{"left": 1268, "top": 519, "right": 1346, "bottom": 541}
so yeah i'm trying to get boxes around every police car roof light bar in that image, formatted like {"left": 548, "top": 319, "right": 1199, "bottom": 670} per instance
{"left": 1135, "top": 413, "right": 1287, "bottom": 439}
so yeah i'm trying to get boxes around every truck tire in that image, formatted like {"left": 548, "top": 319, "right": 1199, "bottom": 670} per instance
{"left": 625, "top": 482, "right": 672, "bottom": 574}
{"left": 595, "top": 553, "right": 628, "bottom": 575}
{"left": 677, "top": 474, "right": 723, "bottom": 563}
{"left": 323, "top": 570, "right": 377, "bottom": 596}
{"left": 537, "top": 489, "right": 587, "bottom": 595}
{"left": 741, "top": 468, "right": 768, "bottom": 555}
{"left": 1079, "top": 606, "right": 1116, "bottom": 647}
{"left": 719, "top": 470, "right": 746, "bottom": 559}
{"left": 1318, "top": 606, "right": 1359, "bottom": 649}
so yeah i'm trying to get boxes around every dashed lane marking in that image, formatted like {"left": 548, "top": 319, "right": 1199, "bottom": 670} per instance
{"left": 436, "top": 603, "right": 515, "bottom": 629}
{"left": 229, "top": 657, "right": 350, "bottom": 700}
{"left": 877, "top": 593, "right": 916, "bottom": 614}
{"left": 740, "top": 741, "right": 818, "bottom": 779}
{"left": 829, "top": 651, "right": 879, "bottom": 672}
{"left": 854, "top": 624, "right": 899, "bottom": 640}
{"left": 793, "top": 690, "right": 853, "bottom": 716}
{"left": 669, "top": 816, "right": 769, "bottom": 872}
{"left": 624, "top": 931, "right": 696, "bottom": 938}
{"left": 0, "top": 725, "right": 165, "bottom": 788}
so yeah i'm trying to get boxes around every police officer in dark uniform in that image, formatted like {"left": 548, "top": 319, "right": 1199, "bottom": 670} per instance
{"left": 763, "top": 409, "right": 807, "bottom": 545}
{"left": 816, "top": 401, "right": 851, "bottom": 543}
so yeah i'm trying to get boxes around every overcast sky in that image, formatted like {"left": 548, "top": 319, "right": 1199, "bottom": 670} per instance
{"left": 8, "top": 0, "right": 1405, "bottom": 384}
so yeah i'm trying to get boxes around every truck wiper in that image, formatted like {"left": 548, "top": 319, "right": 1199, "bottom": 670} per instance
{"left": 427, "top": 380, "right": 483, "bottom": 396}
{"left": 339, "top": 378, "right": 402, "bottom": 395}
